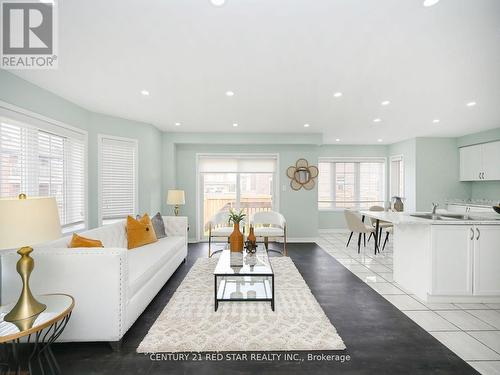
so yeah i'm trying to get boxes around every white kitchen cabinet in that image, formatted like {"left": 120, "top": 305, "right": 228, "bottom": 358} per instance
{"left": 460, "top": 145, "right": 482, "bottom": 181}
{"left": 431, "top": 226, "right": 473, "bottom": 296}
{"left": 460, "top": 141, "right": 500, "bottom": 181}
{"left": 481, "top": 142, "right": 500, "bottom": 181}
{"left": 473, "top": 225, "right": 500, "bottom": 295}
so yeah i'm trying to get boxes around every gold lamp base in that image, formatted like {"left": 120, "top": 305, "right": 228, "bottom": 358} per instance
{"left": 174, "top": 205, "right": 180, "bottom": 216}
{"left": 4, "top": 246, "right": 46, "bottom": 322}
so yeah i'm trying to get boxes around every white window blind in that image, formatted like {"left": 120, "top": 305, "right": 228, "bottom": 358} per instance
{"left": 0, "top": 117, "right": 86, "bottom": 229}
{"left": 318, "top": 158, "right": 386, "bottom": 210}
{"left": 198, "top": 155, "right": 277, "bottom": 173}
{"left": 99, "top": 136, "right": 138, "bottom": 223}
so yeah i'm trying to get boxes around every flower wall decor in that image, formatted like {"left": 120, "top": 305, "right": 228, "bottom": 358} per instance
{"left": 286, "top": 158, "right": 319, "bottom": 191}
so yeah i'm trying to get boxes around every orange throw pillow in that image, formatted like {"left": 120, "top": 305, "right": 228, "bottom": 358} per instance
{"left": 69, "top": 233, "right": 104, "bottom": 248}
{"left": 127, "top": 214, "right": 158, "bottom": 249}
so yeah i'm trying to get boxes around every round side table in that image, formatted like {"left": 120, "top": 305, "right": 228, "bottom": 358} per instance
{"left": 0, "top": 293, "right": 74, "bottom": 375}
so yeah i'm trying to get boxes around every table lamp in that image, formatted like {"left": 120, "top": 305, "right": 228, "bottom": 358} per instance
{"left": 167, "top": 190, "right": 185, "bottom": 216}
{"left": 0, "top": 194, "right": 61, "bottom": 322}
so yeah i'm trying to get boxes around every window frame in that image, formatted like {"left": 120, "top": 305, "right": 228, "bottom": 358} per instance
{"left": 97, "top": 134, "right": 139, "bottom": 226}
{"left": 390, "top": 154, "right": 405, "bottom": 199}
{"left": 318, "top": 157, "right": 387, "bottom": 211}
{"left": 195, "top": 153, "right": 280, "bottom": 241}
{"left": 0, "top": 100, "right": 88, "bottom": 232}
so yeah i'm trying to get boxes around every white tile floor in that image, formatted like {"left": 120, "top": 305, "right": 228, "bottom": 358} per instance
{"left": 317, "top": 232, "right": 500, "bottom": 375}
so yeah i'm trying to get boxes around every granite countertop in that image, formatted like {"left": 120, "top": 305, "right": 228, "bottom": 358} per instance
{"left": 359, "top": 211, "right": 500, "bottom": 225}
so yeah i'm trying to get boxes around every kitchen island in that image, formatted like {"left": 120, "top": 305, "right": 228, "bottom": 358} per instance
{"left": 360, "top": 211, "right": 500, "bottom": 303}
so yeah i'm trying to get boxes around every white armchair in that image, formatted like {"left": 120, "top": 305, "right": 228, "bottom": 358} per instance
{"left": 251, "top": 211, "right": 287, "bottom": 256}
{"left": 206, "top": 211, "right": 245, "bottom": 257}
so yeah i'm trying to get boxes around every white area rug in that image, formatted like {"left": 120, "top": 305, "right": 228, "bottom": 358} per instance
{"left": 137, "top": 257, "right": 345, "bottom": 353}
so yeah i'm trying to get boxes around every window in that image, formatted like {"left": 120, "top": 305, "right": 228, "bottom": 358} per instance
{"left": 98, "top": 135, "right": 138, "bottom": 224}
{"left": 0, "top": 116, "right": 86, "bottom": 231}
{"left": 318, "top": 158, "right": 386, "bottom": 210}
{"left": 197, "top": 155, "right": 278, "bottom": 239}
{"left": 390, "top": 155, "right": 404, "bottom": 198}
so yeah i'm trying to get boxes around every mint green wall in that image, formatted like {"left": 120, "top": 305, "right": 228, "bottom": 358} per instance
{"left": 415, "top": 138, "right": 471, "bottom": 211}
{"left": 458, "top": 127, "right": 500, "bottom": 202}
{"left": 168, "top": 137, "right": 320, "bottom": 241}
{"left": 0, "top": 71, "right": 163, "bottom": 228}
{"left": 2, "top": 69, "right": 499, "bottom": 235}
{"left": 318, "top": 145, "right": 388, "bottom": 229}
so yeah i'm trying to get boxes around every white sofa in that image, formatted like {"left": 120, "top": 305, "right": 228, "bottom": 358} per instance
{"left": 0, "top": 216, "right": 188, "bottom": 344}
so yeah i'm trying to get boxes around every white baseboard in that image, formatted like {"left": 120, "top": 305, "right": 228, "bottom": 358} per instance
{"left": 283, "top": 237, "right": 318, "bottom": 243}
{"left": 318, "top": 229, "right": 349, "bottom": 234}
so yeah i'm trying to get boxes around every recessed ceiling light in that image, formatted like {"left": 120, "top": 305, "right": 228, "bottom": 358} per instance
{"left": 432, "top": 119, "right": 440, "bottom": 124}
{"left": 335, "top": 138, "right": 341, "bottom": 142}
{"left": 466, "top": 101, "right": 477, "bottom": 107}
{"left": 303, "top": 123, "right": 310, "bottom": 128}
{"left": 233, "top": 123, "right": 238, "bottom": 127}
{"left": 140, "top": 90, "right": 150, "bottom": 96}
{"left": 381, "top": 100, "right": 390, "bottom": 106}
{"left": 175, "top": 122, "right": 181, "bottom": 126}
{"left": 373, "top": 118, "right": 382, "bottom": 123}
{"left": 333, "top": 92, "right": 343, "bottom": 98}
{"left": 211, "top": 0, "right": 225, "bottom": 6}
{"left": 377, "top": 138, "right": 383, "bottom": 143}
{"left": 423, "top": 0, "right": 440, "bottom": 7}
{"left": 225, "top": 91, "right": 235, "bottom": 97}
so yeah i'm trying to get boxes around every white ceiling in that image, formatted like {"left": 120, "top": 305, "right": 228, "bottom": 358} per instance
{"left": 12, "top": 0, "right": 500, "bottom": 144}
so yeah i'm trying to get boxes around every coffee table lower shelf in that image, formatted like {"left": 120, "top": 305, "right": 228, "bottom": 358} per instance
{"left": 214, "top": 275, "right": 275, "bottom": 312}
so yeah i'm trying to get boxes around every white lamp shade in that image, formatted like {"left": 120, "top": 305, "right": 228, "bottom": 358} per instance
{"left": 167, "top": 190, "right": 185, "bottom": 205}
{"left": 0, "top": 196, "right": 62, "bottom": 250}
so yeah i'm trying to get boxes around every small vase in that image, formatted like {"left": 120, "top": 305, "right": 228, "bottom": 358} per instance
{"left": 248, "top": 226, "right": 256, "bottom": 245}
{"left": 229, "top": 222, "right": 244, "bottom": 252}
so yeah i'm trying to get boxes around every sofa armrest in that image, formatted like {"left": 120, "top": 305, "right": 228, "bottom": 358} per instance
{"left": 1, "top": 247, "right": 128, "bottom": 342}
{"left": 163, "top": 216, "right": 188, "bottom": 247}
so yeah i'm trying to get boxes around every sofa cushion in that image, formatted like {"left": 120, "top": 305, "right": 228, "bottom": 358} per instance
{"left": 127, "top": 214, "right": 158, "bottom": 249}
{"left": 127, "top": 236, "right": 185, "bottom": 297}
{"left": 37, "top": 221, "right": 127, "bottom": 250}
{"left": 151, "top": 212, "right": 167, "bottom": 239}
{"left": 69, "top": 233, "right": 104, "bottom": 248}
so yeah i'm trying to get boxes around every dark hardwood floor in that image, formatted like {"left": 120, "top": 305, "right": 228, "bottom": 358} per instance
{"left": 52, "top": 243, "right": 478, "bottom": 375}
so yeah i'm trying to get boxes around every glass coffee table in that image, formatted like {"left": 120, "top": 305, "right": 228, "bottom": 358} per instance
{"left": 214, "top": 248, "right": 275, "bottom": 311}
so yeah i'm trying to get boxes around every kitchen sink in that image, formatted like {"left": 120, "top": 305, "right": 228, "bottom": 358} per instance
{"left": 439, "top": 213, "right": 470, "bottom": 220}
{"left": 410, "top": 213, "right": 444, "bottom": 220}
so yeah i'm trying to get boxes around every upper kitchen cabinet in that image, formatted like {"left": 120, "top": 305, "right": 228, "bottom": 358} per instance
{"left": 460, "top": 141, "right": 500, "bottom": 181}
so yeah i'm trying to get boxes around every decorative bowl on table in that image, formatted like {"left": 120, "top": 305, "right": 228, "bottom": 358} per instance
{"left": 493, "top": 205, "right": 500, "bottom": 215}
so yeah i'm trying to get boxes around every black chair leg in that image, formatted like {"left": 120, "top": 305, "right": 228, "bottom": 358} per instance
{"left": 363, "top": 233, "right": 366, "bottom": 247}
{"left": 382, "top": 232, "right": 390, "bottom": 251}
{"left": 346, "top": 231, "right": 354, "bottom": 247}
{"left": 367, "top": 232, "right": 373, "bottom": 243}
{"left": 379, "top": 227, "right": 383, "bottom": 248}
{"left": 357, "top": 233, "right": 362, "bottom": 253}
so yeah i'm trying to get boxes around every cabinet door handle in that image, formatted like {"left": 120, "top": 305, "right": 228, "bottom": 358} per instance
{"left": 470, "top": 228, "right": 474, "bottom": 240}
{"left": 476, "top": 228, "right": 480, "bottom": 240}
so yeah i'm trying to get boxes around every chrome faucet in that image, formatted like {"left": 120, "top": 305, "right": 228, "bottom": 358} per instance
{"left": 431, "top": 202, "right": 439, "bottom": 216}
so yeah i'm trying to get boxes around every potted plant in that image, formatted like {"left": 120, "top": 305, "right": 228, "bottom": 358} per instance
{"left": 228, "top": 209, "right": 246, "bottom": 252}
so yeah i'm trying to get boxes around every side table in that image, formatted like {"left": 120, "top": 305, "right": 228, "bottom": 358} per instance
{"left": 0, "top": 294, "right": 74, "bottom": 375}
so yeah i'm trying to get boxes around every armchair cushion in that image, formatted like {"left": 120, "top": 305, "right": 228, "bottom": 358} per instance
{"left": 254, "top": 227, "right": 285, "bottom": 237}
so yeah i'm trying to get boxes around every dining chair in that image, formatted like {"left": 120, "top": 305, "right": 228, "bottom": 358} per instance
{"left": 366, "top": 205, "right": 393, "bottom": 247}
{"left": 344, "top": 210, "right": 376, "bottom": 253}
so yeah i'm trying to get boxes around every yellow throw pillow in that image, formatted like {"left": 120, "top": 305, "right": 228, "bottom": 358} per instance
{"left": 127, "top": 214, "right": 158, "bottom": 250}
{"left": 69, "top": 233, "right": 104, "bottom": 248}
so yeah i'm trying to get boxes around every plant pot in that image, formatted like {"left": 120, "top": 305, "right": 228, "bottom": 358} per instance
{"left": 229, "top": 222, "right": 244, "bottom": 252}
